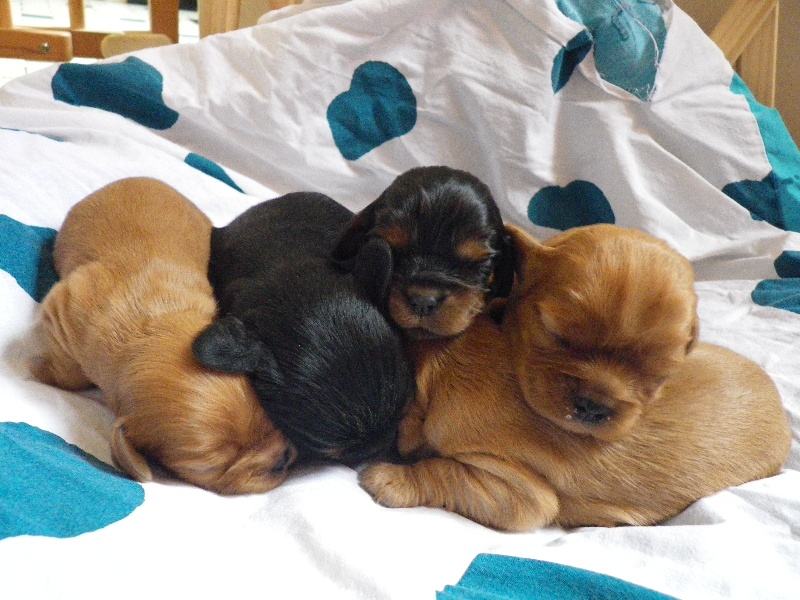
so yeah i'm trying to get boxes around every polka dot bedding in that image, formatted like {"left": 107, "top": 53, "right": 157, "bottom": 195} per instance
{"left": 0, "top": 1, "right": 797, "bottom": 598}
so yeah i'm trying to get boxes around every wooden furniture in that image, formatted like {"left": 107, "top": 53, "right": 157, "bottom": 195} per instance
{"left": 198, "top": 0, "right": 297, "bottom": 38}
{"left": 710, "top": 0, "right": 779, "bottom": 107}
{"left": 0, "top": 0, "right": 179, "bottom": 61}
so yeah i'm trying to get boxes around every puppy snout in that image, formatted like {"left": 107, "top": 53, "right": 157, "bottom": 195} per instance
{"left": 571, "top": 395, "right": 614, "bottom": 425}
{"left": 407, "top": 291, "right": 443, "bottom": 317}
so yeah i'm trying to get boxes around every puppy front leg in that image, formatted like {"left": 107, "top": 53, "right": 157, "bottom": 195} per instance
{"left": 359, "top": 456, "right": 559, "bottom": 532}
{"left": 396, "top": 399, "right": 430, "bottom": 458}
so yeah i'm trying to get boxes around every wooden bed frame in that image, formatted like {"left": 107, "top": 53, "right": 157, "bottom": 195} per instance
{"left": 0, "top": 0, "right": 779, "bottom": 108}
{"left": 710, "top": 0, "right": 779, "bottom": 107}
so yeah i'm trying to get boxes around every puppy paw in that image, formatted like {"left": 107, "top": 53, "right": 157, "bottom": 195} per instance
{"left": 359, "top": 463, "right": 420, "bottom": 509}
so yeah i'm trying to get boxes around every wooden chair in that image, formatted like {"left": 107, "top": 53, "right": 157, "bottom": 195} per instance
{"left": 0, "top": 0, "right": 179, "bottom": 61}
{"left": 711, "top": 0, "right": 779, "bottom": 107}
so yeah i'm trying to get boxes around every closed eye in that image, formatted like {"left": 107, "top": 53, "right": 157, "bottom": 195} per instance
{"left": 537, "top": 306, "right": 571, "bottom": 350}
{"left": 551, "top": 333, "right": 571, "bottom": 350}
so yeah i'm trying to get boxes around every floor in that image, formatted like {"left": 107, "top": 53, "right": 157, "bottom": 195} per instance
{"left": 0, "top": 0, "right": 199, "bottom": 87}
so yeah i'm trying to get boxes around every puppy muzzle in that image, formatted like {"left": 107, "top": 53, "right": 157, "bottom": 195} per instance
{"left": 568, "top": 395, "right": 615, "bottom": 425}
{"left": 404, "top": 286, "right": 447, "bottom": 317}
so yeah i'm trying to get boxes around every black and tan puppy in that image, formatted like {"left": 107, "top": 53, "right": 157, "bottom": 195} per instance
{"left": 193, "top": 192, "right": 415, "bottom": 467}
{"left": 333, "top": 166, "right": 514, "bottom": 339}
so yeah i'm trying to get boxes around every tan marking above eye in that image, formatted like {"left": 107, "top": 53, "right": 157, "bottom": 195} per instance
{"left": 379, "top": 224, "right": 411, "bottom": 248}
{"left": 456, "top": 239, "right": 491, "bottom": 261}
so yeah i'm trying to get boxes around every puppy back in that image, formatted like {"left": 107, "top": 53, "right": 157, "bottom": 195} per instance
{"left": 55, "top": 177, "right": 212, "bottom": 277}
{"left": 651, "top": 342, "right": 791, "bottom": 479}
{"left": 113, "top": 311, "right": 293, "bottom": 495}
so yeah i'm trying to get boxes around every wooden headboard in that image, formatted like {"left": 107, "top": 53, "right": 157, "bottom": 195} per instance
{"left": 710, "top": 0, "right": 779, "bottom": 107}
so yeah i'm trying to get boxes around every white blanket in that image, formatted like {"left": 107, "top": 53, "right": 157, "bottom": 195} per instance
{"left": 1, "top": 1, "right": 798, "bottom": 598}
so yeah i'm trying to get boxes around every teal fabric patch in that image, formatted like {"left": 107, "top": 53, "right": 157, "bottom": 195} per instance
{"left": 185, "top": 153, "right": 244, "bottom": 192}
{"left": 438, "top": 554, "right": 678, "bottom": 600}
{"left": 0, "top": 215, "right": 58, "bottom": 302}
{"left": 528, "top": 180, "right": 614, "bottom": 230}
{"left": 52, "top": 56, "right": 179, "bottom": 130}
{"left": 555, "top": 0, "right": 668, "bottom": 100}
{"left": 728, "top": 74, "right": 800, "bottom": 232}
{"left": 552, "top": 30, "right": 593, "bottom": 92}
{"left": 722, "top": 172, "right": 782, "bottom": 227}
{"left": 774, "top": 251, "right": 800, "bottom": 278}
{"left": 751, "top": 279, "right": 800, "bottom": 314}
{"left": 327, "top": 61, "right": 417, "bottom": 160}
{"left": 0, "top": 422, "right": 144, "bottom": 540}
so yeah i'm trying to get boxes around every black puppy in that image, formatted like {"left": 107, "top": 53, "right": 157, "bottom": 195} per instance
{"left": 333, "top": 166, "right": 514, "bottom": 340}
{"left": 192, "top": 192, "right": 415, "bottom": 467}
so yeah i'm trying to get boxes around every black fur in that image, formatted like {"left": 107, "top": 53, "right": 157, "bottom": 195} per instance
{"left": 333, "top": 166, "right": 514, "bottom": 338}
{"left": 193, "top": 192, "right": 415, "bottom": 466}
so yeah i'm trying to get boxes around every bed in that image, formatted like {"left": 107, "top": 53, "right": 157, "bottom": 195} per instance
{"left": 1, "top": 1, "right": 798, "bottom": 598}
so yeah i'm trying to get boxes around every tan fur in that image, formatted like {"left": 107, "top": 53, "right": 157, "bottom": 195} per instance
{"left": 360, "top": 224, "right": 791, "bottom": 531}
{"left": 387, "top": 284, "right": 486, "bottom": 338}
{"left": 31, "top": 177, "right": 295, "bottom": 495}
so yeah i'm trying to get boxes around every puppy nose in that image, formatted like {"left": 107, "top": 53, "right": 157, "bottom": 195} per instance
{"left": 271, "top": 446, "right": 297, "bottom": 474}
{"left": 407, "top": 293, "right": 441, "bottom": 317}
{"left": 572, "top": 396, "right": 614, "bottom": 425}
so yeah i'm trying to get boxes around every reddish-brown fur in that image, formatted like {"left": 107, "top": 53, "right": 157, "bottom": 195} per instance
{"left": 359, "top": 224, "right": 791, "bottom": 531}
{"left": 31, "top": 177, "right": 295, "bottom": 494}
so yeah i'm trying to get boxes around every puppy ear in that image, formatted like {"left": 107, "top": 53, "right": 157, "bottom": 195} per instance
{"left": 110, "top": 418, "right": 153, "bottom": 482}
{"left": 504, "top": 224, "right": 550, "bottom": 284}
{"left": 332, "top": 201, "right": 380, "bottom": 261}
{"left": 489, "top": 227, "right": 516, "bottom": 298}
{"left": 351, "top": 236, "right": 394, "bottom": 308}
{"left": 192, "top": 315, "right": 263, "bottom": 374}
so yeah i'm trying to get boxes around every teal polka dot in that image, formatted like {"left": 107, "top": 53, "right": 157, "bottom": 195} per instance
{"left": 0, "top": 215, "right": 57, "bottom": 302}
{"left": 722, "top": 172, "right": 783, "bottom": 228}
{"left": 552, "top": 30, "right": 592, "bottom": 93}
{"left": 1, "top": 422, "right": 144, "bottom": 540}
{"left": 774, "top": 251, "right": 800, "bottom": 278}
{"left": 52, "top": 56, "right": 179, "bottom": 130}
{"left": 751, "top": 279, "right": 800, "bottom": 314}
{"left": 729, "top": 74, "right": 800, "bottom": 232}
{"left": 185, "top": 153, "right": 244, "bottom": 192}
{"left": 528, "top": 180, "right": 615, "bottom": 230}
{"left": 555, "top": 0, "right": 667, "bottom": 100}
{"left": 327, "top": 61, "right": 417, "bottom": 161}
{"left": 440, "top": 554, "right": 678, "bottom": 600}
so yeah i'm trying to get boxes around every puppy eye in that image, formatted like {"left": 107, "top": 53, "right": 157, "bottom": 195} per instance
{"left": 552, "top": 334, "right": 571, "bottom": 349}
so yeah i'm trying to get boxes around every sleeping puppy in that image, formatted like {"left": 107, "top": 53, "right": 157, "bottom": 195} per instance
{"left": 30, "top": 177, "right": 295, "bottom": 495}
{"left": 192, "top": 192, "right": 415, "bottom": 467}
{"left": 332, "top": 166, "right": 514, "bottom": 339}
{"left": 359, "top": 224, "right": 791, "bottom": 531}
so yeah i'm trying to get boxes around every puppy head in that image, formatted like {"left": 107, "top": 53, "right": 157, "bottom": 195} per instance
{"left": 118, "top": 329, "right": 296, "bottom": 495}
{"left": 503, "top": 224, "right": 698, "bottom": 442}
{"left": 333, "top": 166, "right": 514, "bottom": 339}
{"left": 193, "top": 305, "right": 415, "bottom": 467}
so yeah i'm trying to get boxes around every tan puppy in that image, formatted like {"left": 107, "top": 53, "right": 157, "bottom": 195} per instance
{"left": 359, "top": 224, "right": 791, "bottom": 531}
{"left": 31, "top": 177, "right": 296, "bottom": 495}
